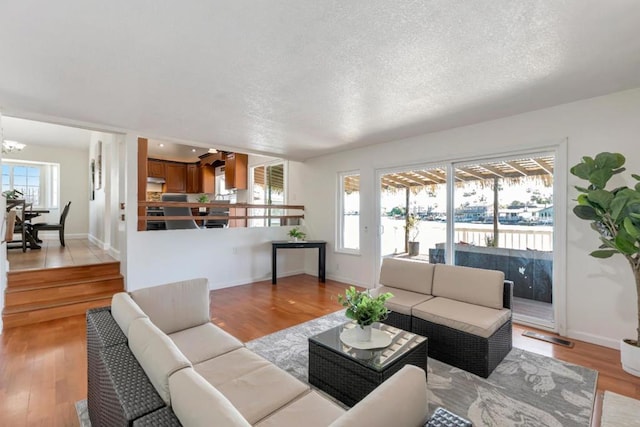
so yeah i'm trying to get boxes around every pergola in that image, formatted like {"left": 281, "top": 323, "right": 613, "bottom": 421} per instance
{"left": 345, "top": 155, "right": 554, "bottom": 251}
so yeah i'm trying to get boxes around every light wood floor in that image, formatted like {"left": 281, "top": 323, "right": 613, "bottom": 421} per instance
{"left": 7, "top": 239, "right": 116, "bottom": 271}
{"left": 1, "top": 274, "right": 639, "bottom": 425}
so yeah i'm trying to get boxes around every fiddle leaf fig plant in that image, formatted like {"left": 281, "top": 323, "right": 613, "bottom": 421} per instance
{"left": 570, "top": 152, "right": 640, "bottom": 346}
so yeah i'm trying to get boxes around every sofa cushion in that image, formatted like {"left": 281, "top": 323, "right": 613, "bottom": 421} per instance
{"left": 169, "top": 368, "right": 251, "bottom": 427}
{"left": 330, "top": 365, "right": 428, "bottom": 427}
{"left": 255, "top": 391, "right": 345, "bottom": 427}
{"left": 130, "top": 278, "right": 210, "bottom": 334}
{"left": 216, "top": 364, "right": 310, "bottom": 424}
{"left": 194, "top": 347, "right": 273, "bottom": 386}
{"left": 412, "top": 297, "right": 511, "bottom": 338}
{"left": 111, "top": 292, "right": 147, "bottom": 337}
{"left": 378, "top": 286, "right": 434, "bottom": 315}
{"left": 432, "top": 264, "right": 504, "bottom": 309}
{"left": 195, "top": 349, "right": 309, "bottom": 424}
{"left": 169, "top": 322, "right": 244, "bottom": 364}
{"left": 379, "top": 257, "right": 435, "bottom": 295}
{"left": 128, "top": 318, "right": 192, "bottom": 404}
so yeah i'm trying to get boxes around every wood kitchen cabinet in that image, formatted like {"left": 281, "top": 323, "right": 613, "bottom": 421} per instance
{"left": 225, "top": 153, "right": 248, "bottom": 190}
{"left": 186, "top": 164, "right": 199, "bottom": 193}
{"left": 199, "top": 164, "right": 215, "bottom": 193}
{"left": 148, "top": 159, "right": 166, "bottom": 178}
{"left": 165, "top": 162, "right": 187, "bottom": 193}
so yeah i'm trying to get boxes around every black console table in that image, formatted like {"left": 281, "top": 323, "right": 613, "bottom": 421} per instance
{"left": 271, "top": 240, "right": 326, "bottom": 284}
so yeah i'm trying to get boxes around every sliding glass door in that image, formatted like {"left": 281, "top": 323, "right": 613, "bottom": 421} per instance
{"left": 378, "top": 165, "right": 448, "bottom": 260}
{"left": 376, "top": 151, "right": 557, "bottom": 328}
{"left": 452, "top": 153, "right": 555, "bottom": 326}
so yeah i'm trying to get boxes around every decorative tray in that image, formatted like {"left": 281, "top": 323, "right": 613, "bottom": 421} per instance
{"left": 339, "top": 328, "right": 392, "bottom": 349}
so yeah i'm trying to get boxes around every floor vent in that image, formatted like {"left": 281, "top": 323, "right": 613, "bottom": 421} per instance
{"left": 522, "top": 331, "right": 574, "bottom": 348}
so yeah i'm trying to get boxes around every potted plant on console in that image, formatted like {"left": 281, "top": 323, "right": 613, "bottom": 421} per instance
{"left": 288, "top": 227, "right": 306, "bottom": 242}
{"left": 338, "top": 287, "right": 393, "bottom": 341}
{"left": 570, "top": 152, "right": 640, "bottom": 376}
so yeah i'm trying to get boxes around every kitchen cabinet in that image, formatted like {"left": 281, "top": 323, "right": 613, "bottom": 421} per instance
{"left": 199, "top": 164, "right": 215, "bottom": 193}
{"left": 148, "top": 160, "right": 166, "bottom": 178}
{"left": 165, "top": 162, "right": 187, "bottom": 193}
{"left": 225, "top": 153, "right": 248, "bottom": 190}
{"left": 186, "top": 164, "right": 199, "bottom": 193}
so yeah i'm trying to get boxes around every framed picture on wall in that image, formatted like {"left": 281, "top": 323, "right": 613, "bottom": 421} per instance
{"left": 96, "top": 140, "right": 103, "bottom": 190}
{"left": 90, "top": 159, "right": 96, "bottom": 200}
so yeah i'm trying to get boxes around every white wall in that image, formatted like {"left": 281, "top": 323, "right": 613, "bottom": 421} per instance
{"left": 123, "top": 135, "right": 308, "bottom": 291}
{"left": 4, "top": 143, "right": 90, "bottom": 237}
{"left": 301, "top": 87, "right": 640, "bottom": 349}
{"left": 88, "top": 131, "right": 122, "bottom": 256}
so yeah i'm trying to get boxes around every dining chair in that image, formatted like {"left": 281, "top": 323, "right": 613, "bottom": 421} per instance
{"left": 205, "top": 200, "right": 230, "bottom": 228}
{"left": 161, "top": 194, "right": 200, "bottom": 229}
{"left": 4, "top": 210, "right": 26, "bottom": 251}
{"left": 31, "top": 201, "right": 71, "bottom": 246}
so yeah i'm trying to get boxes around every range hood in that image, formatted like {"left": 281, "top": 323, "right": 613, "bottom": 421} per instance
{"left": 147, "top": 177, "right": 166, "bottom": 184}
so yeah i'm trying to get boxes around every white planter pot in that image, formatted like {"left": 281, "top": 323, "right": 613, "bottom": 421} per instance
{"left": 355, "top": 325, "right": 372, "bottom": 342}
{"left": 620, "top": 339, "right": 640, "bottom": 377}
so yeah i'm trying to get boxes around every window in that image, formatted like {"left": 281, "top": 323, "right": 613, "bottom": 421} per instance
{"left": 250, "top": 162, "right": 285, "bottom": 227}
{"left": 1, "top": 160, "right": 59, "bottom": 208}
{"left": 338, "top": 172, "right": 360, "bottom": 253}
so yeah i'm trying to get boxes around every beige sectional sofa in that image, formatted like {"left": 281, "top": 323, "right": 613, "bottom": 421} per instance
{"left": 87, "top": 278, "right": 429, "bottom": 426}
{"left": 377, "top": 257, "right": 513, "bottom": 377}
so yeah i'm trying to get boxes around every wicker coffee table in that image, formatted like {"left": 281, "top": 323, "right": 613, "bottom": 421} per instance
{"left": 308, "top": 322, "right": 427, "bottom": 406}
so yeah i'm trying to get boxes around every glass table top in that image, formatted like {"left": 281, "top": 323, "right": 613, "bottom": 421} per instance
{"left": 308, "top": 322, "right": 426, "bottom": 372}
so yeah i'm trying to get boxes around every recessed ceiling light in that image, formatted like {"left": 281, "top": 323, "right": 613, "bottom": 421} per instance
{"left": 191, "top": 148, "right": 196, "bottom": 152}
{"left": 159, "top": 143, "right": 164, "bottom": 148}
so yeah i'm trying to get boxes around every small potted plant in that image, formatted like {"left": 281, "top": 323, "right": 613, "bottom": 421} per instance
{"left": 197, "top": 194, "right": 209, "bottom": 213}
{"left": 405, "top": 214, "right": 421, "bottom": 256}
{"left": 2, "top": 189, "right": 23, "bottom": 200}
{"left": 338, "top": 286, "right": 393, "bottom": 341}
{"left": 288, "top": 227, "right": 306, "bottom": 242}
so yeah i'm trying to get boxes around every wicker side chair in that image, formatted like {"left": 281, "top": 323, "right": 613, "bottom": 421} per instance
{"left": 411, "top": 281, "right": 513, "bottom": 378}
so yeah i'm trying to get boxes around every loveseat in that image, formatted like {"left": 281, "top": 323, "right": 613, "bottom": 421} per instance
{"left": 87, "top": 278, "right": 429, "bottom": 427}
{"left": 376, "top": 257, "right": 513, "bottom": 377}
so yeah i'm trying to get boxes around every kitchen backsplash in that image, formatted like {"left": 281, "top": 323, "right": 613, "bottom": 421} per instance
{"left": 147, "top": 191, "right": 162, "bottom": 201}
{"left": 146, "top": 191, "right": 217, "bottom": 202}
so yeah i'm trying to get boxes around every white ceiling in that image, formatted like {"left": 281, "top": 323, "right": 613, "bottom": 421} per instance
{"left": 1, "top": 116, "right": 93, "bottom": 150}
{"left": 1, "top": 1, "right": 640, "bottom": 161}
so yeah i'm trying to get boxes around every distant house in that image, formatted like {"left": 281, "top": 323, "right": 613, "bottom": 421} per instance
{"left": 454, "top": 205, "right": 488, "bottom": 222}
{"left": 534, "top": 206, "right": 554, "bottom": 224}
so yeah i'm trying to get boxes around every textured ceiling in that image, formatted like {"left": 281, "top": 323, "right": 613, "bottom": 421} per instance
{"left": 1, "top": 1, "right": 640, "bottom": 160}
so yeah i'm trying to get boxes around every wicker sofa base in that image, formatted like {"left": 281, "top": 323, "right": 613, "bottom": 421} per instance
{"left": 412, "top": 316, "right": 512, "bottom": 378}
{"left": 384, "top": 311, "right": 412, "bottom": 331}
{"left": 87, "top": 307, "right": 181, "bottom": 427}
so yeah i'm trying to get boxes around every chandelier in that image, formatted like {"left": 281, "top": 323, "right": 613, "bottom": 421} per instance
{"left": 2, "top": 140, "right": 26, "bottom": 153}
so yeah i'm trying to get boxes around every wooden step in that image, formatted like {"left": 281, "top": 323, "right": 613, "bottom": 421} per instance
{"left": 4, "top": 276, "right": 124, "bottom": 308}
{"left": 3, "top": 261, "right": 124, "bottom": 329}
{"left": 7, "top": 262, "right": 121, "bottom": 289}
{"left": 2, "top": 297, "right": 113, "bottom": 329}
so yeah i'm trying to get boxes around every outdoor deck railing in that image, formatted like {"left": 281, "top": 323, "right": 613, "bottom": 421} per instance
{"left": 454, "top": 224, "right": 553, "bottom": 251}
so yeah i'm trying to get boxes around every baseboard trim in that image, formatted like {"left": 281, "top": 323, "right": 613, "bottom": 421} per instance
{"left": 567, "top": 330, "right": 620, "bottom": 350}
{"left": 210, "top": 269, "right": 307, "bottom": 290}
{"left": 325, "top": 273, "right": 366, "bottom": 288}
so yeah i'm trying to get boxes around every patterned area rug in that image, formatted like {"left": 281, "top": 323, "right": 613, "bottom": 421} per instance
{"left": 246, "top": 311, "right": 598, "bottom": 427}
